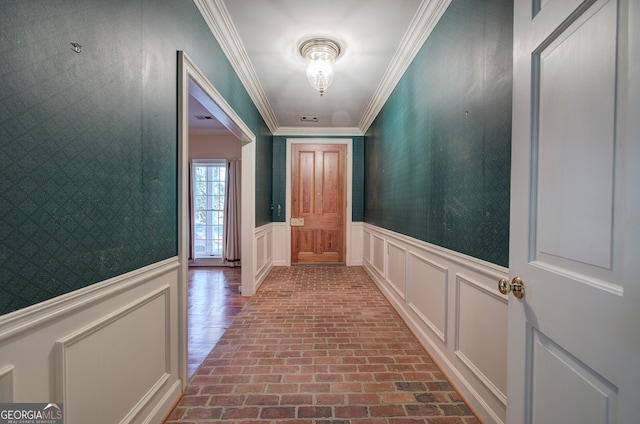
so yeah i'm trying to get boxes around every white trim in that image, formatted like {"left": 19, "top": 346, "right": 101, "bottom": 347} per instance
{"left": 385, "top": 241, "right": 407, "bottom": 300}
{"left": 0, "top": 259, "right": 180, "bottom": 423}
{"left": 191, "top": 160, "right": 226, "bottom": 263}
{"left": 55, "top": 286, "right": 172, "bottom": 423}
{"left": 178, "top": 51, "right": 257, "bottom": 387}
{"left": 0, "top": 258, "right": 179, "bottom": 342}
{"left": 271, "top": 222, "right": 289, "bottom": 266}
{"left": 192, "top": 158, "right": 226, "bottom": 164}
{"left": 241, "top": 141, "right": 256, "bottom": 295}
{"left": 454, "top": 273, "right": 508, "bottom": 406}
{"left": 0, "top": 365, "right": 14, "bottom": 402}
{"left": 406, "top": 250, "right": 448, "bottom": 344}
{"left": 192, "top": 0, "right": 279, "bottom": 133}
{"left": 361, "top": 223, "right": 509, "bottom": 424}
{"left": 253, "top": 223, "right": 274, "bottom": 293}
{"left": 275, "top": 127, "right": 364, "bottom": 137}
{"left": 358, "top": 0, "right": 453, "bottom": 133}
{"left": 363, "top": 223, "right": 508, "bottom": 279}
{"left": 193, "top": 0, "right": 451, "bottom": 135}
{"left": 285, "top": 138, "right": 353, "bottom": 266}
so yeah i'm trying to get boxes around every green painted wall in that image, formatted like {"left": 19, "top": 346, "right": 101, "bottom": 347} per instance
{"left": 272, "top": 136, "right": 364, "bottom": 223}
{"left": 364, "top": 0, "right": 513, "bottom": 267}
{"left": 0, "top": 0, "right": 271, "bottom": 315}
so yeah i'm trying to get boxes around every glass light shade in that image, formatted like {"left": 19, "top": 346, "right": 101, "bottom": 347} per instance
{"left": 299, "top": 38, "right": 341, "bottom": 96}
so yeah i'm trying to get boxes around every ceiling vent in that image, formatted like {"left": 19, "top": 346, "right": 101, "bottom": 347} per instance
{"left": 300, "top": 116, "right": 319, "bottom": 122}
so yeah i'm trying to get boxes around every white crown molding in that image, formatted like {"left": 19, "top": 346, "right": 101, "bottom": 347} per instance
{"left": 274, "top": 127, "right": 364, "bottom": 137}
{"left": 193, "top": 0, "right": 279, "bottom": 134}
{"left": 189, "top": 127, "right": 240, "bottom": 136}
{"left": 358, "top": 0, "right": 453, "bottom": 134}
{"left": 195, "top": 0, "right": 451, "bottom": 137}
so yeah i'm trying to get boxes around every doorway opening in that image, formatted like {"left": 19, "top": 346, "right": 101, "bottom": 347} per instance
{"left": 285, "top": 138, "right": 354, "bottom": 266}
{"left": 178, "top": 51, "right": 256, "bottom": 386}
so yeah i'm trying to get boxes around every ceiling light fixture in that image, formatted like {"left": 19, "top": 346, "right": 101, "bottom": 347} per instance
{"left": 299, "top": 38, "right": 341, "bottom": 97}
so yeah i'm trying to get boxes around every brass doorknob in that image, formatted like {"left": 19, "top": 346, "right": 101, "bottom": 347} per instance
{"left": 498, "top": 277, "right": 525, "bottom": 299}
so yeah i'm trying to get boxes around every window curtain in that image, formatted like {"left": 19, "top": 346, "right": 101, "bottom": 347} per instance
{"left": 224, "top": 159, "right": 241, "bottom": 267}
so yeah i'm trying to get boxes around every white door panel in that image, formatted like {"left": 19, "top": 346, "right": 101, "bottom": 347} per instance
{"left": 535, "top": 0, "right": 616, "bottom": 271}
{"left": 508, "top": 0, "right": 640, "bottom": 423}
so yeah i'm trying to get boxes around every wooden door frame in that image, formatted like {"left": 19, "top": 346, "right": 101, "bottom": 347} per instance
{"left": 285, "top": 138, "right": 353, "bottom": 266}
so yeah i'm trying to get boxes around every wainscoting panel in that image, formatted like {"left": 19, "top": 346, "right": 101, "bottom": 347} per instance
{"left": 363, "top": 229, "right": 371, "bottom": 263}
{"left": 350, "top": 223, "right": 364, "bottom": 266}
{"left": 256, "top": 233, "right": 266, "bottom": 272}
{"left": 254, "top": 224, "right": 274, "bottom": 293}
{"left": 0, "top": 258, "right": 182, "bottom": 424}
{"left": 271, "top": 223, "right": 288, "bottom": 266}
{"left": 373, "top": 235, "right": 385, "bottom": 276}
{"left": 0, "top": 365, "right": 13, "bottom": 402}
{"left": 266, "top": 230, "right": 273, "bottom": 265}
{"left": 386, "top": 242, "right": 406, "bottom": 299}
{"left": 455, "top": 274, "right": 508, "bottom": 406}
{"left": 362, "top": 224, "right": 509, "bottom": 424}
{"left": 56, "top": 287, "right": 170, "bottom": 424}
{"left": 271, "top": 222, "right": 363, "bottom": 267}
{"left": 407, "top": 252, "right": 448, "bottom": 343}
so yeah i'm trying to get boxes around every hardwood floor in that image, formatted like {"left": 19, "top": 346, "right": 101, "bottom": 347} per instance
{"left": 188, "top": 266, "right": 248, "bottom": 378}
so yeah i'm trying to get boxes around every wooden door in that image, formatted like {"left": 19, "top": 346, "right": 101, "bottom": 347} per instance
{"left": 291, "top": 144, "right": 346, "bottom": 264}
{"left": 507, "top": 0, "right": 639, "bottom": 423}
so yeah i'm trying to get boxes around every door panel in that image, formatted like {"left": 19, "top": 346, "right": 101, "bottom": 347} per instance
{"left": 291, "top": 144, "right": 346, "bottom": 264}
{"left": 530, "top": 330, "right": 617, "bottom": 424}
{"left": 509, "top": 0, "right": 639, "bottom": 423}
{"left": 535, "top": 0, "right": 616, "bottom": 272}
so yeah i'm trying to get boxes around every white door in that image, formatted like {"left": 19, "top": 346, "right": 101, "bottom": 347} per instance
{"left": 507, "top": 0, "right": 640, "bottom": 423}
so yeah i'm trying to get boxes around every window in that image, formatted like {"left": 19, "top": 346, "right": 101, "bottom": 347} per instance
{"left": 192, "top": 161, "right": 226, "bottom": 259}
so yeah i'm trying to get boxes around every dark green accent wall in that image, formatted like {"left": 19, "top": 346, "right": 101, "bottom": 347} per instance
{"left": 272, "top": 137, "right": 287, "bottom": 222}
{"left": 364, "top": 0, "right": 512, "bottom": 267}
{"left": 0, "top": 0, "right": 271, "bottom": 315}
{"left": 272, "top": 136, "right": 364, "bottom": 223}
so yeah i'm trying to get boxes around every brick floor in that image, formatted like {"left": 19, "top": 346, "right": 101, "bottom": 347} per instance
{"left": 164, "top": 266, "right": 481, "bottom": 424}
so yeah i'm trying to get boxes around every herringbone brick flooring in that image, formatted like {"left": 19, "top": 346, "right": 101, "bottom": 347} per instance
{"left": 165, "top": 266, "right": 480, "bottom": 423}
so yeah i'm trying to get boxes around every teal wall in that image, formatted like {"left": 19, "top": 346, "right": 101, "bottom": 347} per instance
{"left": 364, "top": 0, "right": 513, "bottom": 267}
{"left": 272, "top": 136, "right": 364, "bottom": 223}
{"left": 0, "top": 0, "right": 271, "bottom": 315}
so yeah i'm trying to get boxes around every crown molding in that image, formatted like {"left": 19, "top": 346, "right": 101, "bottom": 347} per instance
{"left": 195, "top": 0, "right": 451, "bottom": 137}
{"left": 274, "top": 127, "right": 364, "bottom": 137}
{"left": 193, "top": 0, "right": 279, "bottom": 134}
{"left": 358, "top": 0, "right": 453, "bottom": 134}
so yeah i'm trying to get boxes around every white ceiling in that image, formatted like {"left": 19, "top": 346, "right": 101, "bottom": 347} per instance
{"left": 190, "top": 0, "right": 451, "bottom": 136}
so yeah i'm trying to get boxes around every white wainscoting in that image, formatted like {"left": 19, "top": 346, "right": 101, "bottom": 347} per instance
{"left": 0, "top": 258, "right": 182, "bottom": 424}
{"left": 272, "top": 222, "right": 288, "bottom": 266}
{"left": 0, "top": 365, "right": 13, "bottom": 402}
{"left": 253, "top": 224, "right": 275, "bottom": 294}
{"left": 270, "top": 221, "right": 365, "bottom": 267}
{"left": 362, "top": 224, "right": 509, "bottom": 424}
{"left": 350, "top": 222, "right": 364, "bottom": 266}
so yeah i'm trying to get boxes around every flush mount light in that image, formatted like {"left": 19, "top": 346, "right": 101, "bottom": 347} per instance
{"left": 299, "top": 38, "right": 341, "bottom": 97}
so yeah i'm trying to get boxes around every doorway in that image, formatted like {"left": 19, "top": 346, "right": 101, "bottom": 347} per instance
{"left": 285, "top": 138, "right": 353, "bottom": 266}
{"left": 290, "top": 143, "right": 347, "bottom": 264}
{"left": 178, "top": 51, "right": 256, "bottom": 386}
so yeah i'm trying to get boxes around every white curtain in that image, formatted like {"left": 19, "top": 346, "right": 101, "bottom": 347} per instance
{"left": 224, "top": 159, "right": 241, "bottom": 267}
